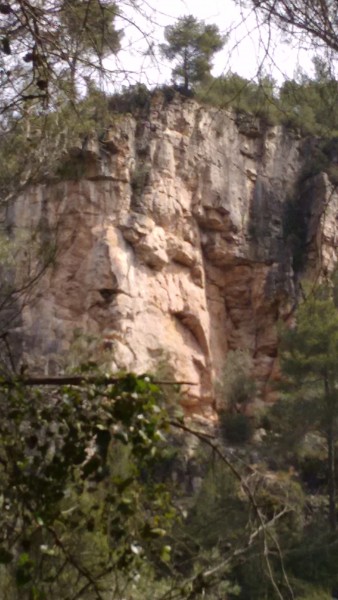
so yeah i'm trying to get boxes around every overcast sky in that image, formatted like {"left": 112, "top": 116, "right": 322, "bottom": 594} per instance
{"left": 111, "top": 0, "right": 315, "bottom": 89}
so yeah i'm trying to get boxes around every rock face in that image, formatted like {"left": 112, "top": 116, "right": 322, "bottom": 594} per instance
{"left": 6, "top": 94, "right": 338, "bottom": 414}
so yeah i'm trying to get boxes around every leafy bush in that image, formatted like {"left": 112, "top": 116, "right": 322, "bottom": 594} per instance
{"left": 0, "top": 84, "right": 112, "bottom": 193}
{"left": 197, "top": 73, "right": 281, "bottom": 125}
{"left": 196, "top": 64, "right": 338, "bottom": 140}
{"left": 0, "top": 373, "right": 176, "bottom": 599}
{"left": 280, "top": 75, "right": 338, "bottom": 136}
{"left": 216, "top": 349, "right": 256, "bottom": 412}
{"left": 130, "top": 161, "right": 150, "bottom": 195}
{"left": 108, "top": 84, "right": 151, "bottom": 114}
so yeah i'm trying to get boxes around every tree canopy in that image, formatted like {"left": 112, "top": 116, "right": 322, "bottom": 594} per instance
{"left": 245, "top": 0, "right": 338, "bottom": 56}
{"left": 279, "top": 286, "right": 338, "bottom": 531}
{"left": 0, "top": 0, "right": 122, "bottom": 112}
{"left": 160, "top": 15, "right": 226, "bottom": 93}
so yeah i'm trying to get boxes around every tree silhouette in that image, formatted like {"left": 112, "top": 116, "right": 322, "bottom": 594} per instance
{"left": 160, "top": 15, "right": 225, "bottom": 93}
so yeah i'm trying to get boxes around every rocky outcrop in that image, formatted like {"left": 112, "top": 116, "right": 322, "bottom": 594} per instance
{"left": 6, "top": 94, "right": 338, "bottom": 414}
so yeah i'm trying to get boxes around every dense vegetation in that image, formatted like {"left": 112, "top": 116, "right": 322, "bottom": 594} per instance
{"left": 196, "top": 58, "right": 338, "bottom": 137}
{"left": 2, "top": 281, "right": 338, "bottom": 599}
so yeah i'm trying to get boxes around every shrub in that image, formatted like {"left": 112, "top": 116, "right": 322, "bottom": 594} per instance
{"left": 108, "top": 84, "right": 151, "bottom": 114}
{"left": 130, "top": 162, "right": 150, "bottom": 195}
{"left": 216, "top": 349, "right": 256, "bottom": 412}
{"left": 219, "top": 412, "right": 254, "bottom": 444}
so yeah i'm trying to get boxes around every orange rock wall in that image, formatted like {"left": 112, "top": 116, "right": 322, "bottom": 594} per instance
{"left": 7, "top": 96, "right": 338, "bottom": 414}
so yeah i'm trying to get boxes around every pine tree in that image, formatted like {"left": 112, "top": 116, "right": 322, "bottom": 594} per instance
{"left": 160, "top": 15, "right": 226, "bottom": 93}
{"left": 280, "top": 286, "right": 338, "bottom": 531}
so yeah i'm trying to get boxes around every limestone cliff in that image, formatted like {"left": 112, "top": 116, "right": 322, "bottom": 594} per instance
{"left": 6, "top": 94, "right": 338, "bottom": 414}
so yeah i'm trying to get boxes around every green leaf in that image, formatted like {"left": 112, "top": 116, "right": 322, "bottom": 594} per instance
{"left": 160, "top": 545, "right": 171, "bottom": 563}
{"left": 16, "top": 554, "right": 34, "bottom": 586}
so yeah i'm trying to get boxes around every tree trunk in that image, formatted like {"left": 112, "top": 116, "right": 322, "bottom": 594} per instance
{"left": 183, "top": 49, "right": 189, "bottom": 93}
{"left": 325, "top": 376, "right": 336, "bottom": 531}
{"left": 327, "top": 421, "right": 336, "bottom": 531}
{"left": 69, "top": 56, "right": 78, "bottom": 103}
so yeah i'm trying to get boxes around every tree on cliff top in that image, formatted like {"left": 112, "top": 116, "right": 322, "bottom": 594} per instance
{"left": 160, "top": 15, "right": 226, "bottom": 93}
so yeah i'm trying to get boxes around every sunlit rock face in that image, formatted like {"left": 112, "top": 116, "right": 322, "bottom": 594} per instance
{"left": 7, "top": 94, "right": 338, "bottom": 414}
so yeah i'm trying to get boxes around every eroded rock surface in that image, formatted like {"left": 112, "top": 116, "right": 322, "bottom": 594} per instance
{"left": 7, "top": 95, "right": 338, "bottom": 414}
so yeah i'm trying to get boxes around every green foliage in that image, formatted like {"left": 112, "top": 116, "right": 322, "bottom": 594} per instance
{"left": 152, "top": 349, "right": 184, "bottom": 418}
{"left": 61, "top": 0, "right": 121, "bottom": 58}
{"left": 219, "top": 412, "right": 254, "bottom": 444}
{"left": 0, "top": 84, "right": 112, "bottom": 194}
{"left": 160, "top": 15, "right": 226, "bottom": 92}
{"left": 196, "top": 61, "right": 338, "bottom": 141}
{"left": 0, "top": 0, "right": 122, "bottom": 112}
{"left": 275, "top": 284, "right": 338, "bottom": 533}
{"left": 168, "top": 453, "right": 247, "bottom": 597}
{"left": 197, "top": 73, "right": 281, "bottom": 125}
{"left": 280, "top": 288, "right": 338, "bottom": 393}
{"left": 280, "top": 59, "right": 338, "bottom": 135}
{"left": 0, "top": 230, "right": 56, "bottom": 375}
{"left": 183, "top": 454, "right": 247, "bottom": 547}
{"left": 216, "top": 350, "right": 256, "bottom": 445}
{"left": 0, "top": 372, "right": 175, "bottom": 598}
{"left": 277, "top": 287, "right": 338, "bottom": 444}
{"left": 109, "top": 84, "right": 152, "bottom": 114}
{"left": 130, "top": 161, "right": 151, "bottom": 196}
{"left": 217, "top": 349, "right": 256, "bottom": 412}
{"left": 2, "top": 332, "right": 338, "bottom": 599}
{"left": 173, "top": 448, "right": 306, "bottom": 600}
{"left": 297, "top": 585, "right": 332, "bottom": 600}
{"left": 285, "top": 526, "right": 338, "bottom": 594}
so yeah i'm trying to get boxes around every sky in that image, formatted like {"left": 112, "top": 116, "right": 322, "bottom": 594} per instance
{"left": 111, "top": 0, "right": 315, "bottom": 89}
